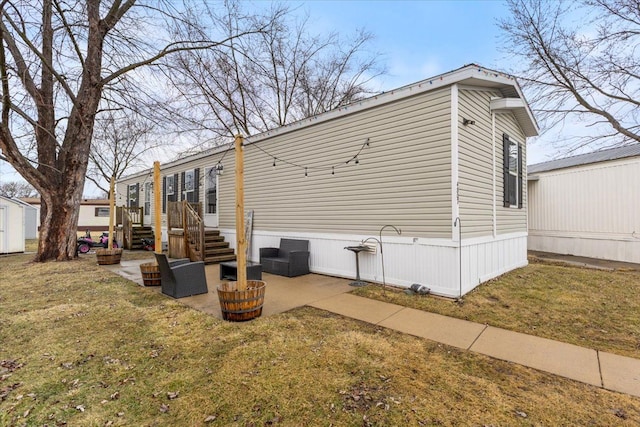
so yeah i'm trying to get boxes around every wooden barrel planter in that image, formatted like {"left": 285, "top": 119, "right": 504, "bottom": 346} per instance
{"left": 217, "top": 280, "right": 266, "bottom": 322}
{"left": 96, "top": 248, "right": 123, "bottom": 265}
{"left": 140, "top": 262, "right": 161, "bottom": 286}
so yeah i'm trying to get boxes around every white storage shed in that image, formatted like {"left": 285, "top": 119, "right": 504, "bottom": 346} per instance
{"left": 0, "top": 195, "right": 25, "bottom": 254}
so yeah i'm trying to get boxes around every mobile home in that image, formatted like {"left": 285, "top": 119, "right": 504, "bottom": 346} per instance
{"left": 528, "top": 144, "right": 640, "bottom": 264}
{"left": 117, "top": 64, "right": 538, "bottom": 297}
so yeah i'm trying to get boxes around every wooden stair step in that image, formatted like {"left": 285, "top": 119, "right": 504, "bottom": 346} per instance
{"left": 204, "top": 241, "right": 229, "bottom": 249}
{"left": 204, "top": 254, "right": 237, "bottom": 264}
{"left": 205, "top": 248, "right": 235, "bottom": 256}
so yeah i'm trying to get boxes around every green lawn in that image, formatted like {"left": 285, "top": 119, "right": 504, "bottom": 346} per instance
{"left": 353, "top": 258, "right": 640, "bottom": 359}
{"left": 1, "top": 253, "right": 638, "bottom": 425}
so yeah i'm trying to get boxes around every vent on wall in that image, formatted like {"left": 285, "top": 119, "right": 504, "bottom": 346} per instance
{"left": 359, "top": 240, "right": 378, "bottom": 254}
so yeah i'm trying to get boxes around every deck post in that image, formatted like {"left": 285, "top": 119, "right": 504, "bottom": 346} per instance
{"left": 235, "top": 134, "right": 247, "bottom": 290}
{"left": 154, "top": 161, "right": 162, "bottom": 254}
{"left": 108, "top": 176, "right": 115, "bottom": 249}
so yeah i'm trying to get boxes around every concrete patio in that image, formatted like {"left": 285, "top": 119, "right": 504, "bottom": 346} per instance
{"left": 103, "top": 258, "right": 640, "bottom": 399}
{"left": 101, "top": 258, "right": 354, "bottom": 319}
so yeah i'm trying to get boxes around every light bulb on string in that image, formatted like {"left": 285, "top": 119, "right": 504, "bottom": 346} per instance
{"left": 332, "top": 166, "right": 335, "bottom": 176}
{"left": 305, "top": 167, "right": 308, "bottom": 177}
{"left": 273, "top": 158, "right": 276, "bottom": 168}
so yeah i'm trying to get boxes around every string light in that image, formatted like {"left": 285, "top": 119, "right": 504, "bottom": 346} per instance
{"left": 250, "top": 137, "right": 371, "bottom": 177}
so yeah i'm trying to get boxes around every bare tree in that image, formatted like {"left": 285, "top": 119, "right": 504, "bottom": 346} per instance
{"left": 87, "top": 109, "right": 161, "bottom": 196}
{"left": 0, "top": 180, "right": 37, "bottom": 198}
{"left": 500, "top": 0, "right": 639, "bottom": 152}
{"left": 168, "top": 2, "right": 383, "bottom": 143}
{"left": 0, "top": 0, "right": 268, "bottom": 261}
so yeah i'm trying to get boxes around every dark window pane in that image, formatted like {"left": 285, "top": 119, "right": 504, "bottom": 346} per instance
{"left": 508, "top": 174, "right": 517, "bottom": 205}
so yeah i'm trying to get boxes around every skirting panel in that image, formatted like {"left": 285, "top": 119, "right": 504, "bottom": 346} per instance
{"left": 529, "top": 234, "right": 640, "bottom": 264}
{"left": 222, "top": 229, "right": 528, "bottom": 298}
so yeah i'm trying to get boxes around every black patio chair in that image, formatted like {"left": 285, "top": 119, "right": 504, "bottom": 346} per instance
{"left": 154, "top": 253, "right": 208, "bottom": 298}
{"left": 259, "top": 238, "right": 310, "bottom": 277}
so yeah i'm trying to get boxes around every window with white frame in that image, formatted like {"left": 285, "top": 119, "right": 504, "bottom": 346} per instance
{"left": 144, "top": 182, "right": 151, "bottom": 216}
{"left": 166, "top": 175, "right": 175, "bottom": 195}
{"left": 95, "top": 207, "right": 110, "bottom": 217}
{"left": 204, "top": 167, "right": 217, "bottom": 214}
{"left": 503, "top": 133, "right": 523, "bottom": 208}
{"left": 184, "top": 170, "right": 195, "bottom": 192}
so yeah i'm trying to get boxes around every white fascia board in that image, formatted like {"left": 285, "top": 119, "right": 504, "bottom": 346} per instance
{"left": 490, "top": 97, "right": 526, "bottom": 110}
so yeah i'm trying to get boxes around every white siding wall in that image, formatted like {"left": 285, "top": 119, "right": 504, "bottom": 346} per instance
{"left": 77, "top": 204, "right": 110, "bottom": 229}
{"left": 0, "top": 199, "right": 25, "bottom": 253}
{"left": 528, "top": 157, "right": 640, "bottom": 263}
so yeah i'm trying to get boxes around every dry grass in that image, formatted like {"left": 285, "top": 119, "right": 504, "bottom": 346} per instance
{"left": 353, "top": 258, "right": 640, "bottom": 359}
{"left": 1, "top": 254, "right": 639, "bottom": 426}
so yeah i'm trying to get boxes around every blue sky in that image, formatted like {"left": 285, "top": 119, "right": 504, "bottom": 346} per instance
{"left": 299, "top": 0, "right": 512, "bottom": 89}
{"left": 0, "top": 0, "right": 556, "bottom": 194}
{"left": 296, "top": 0, "right": 552, "bottom": 163}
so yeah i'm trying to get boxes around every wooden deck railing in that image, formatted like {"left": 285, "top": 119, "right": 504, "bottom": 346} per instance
{"left": 167, "top": 201, "right": 204, "bottom": 261}
{"left": 167, "top": 201, "right": 202, "bottom": 231}
{"left": 116, "top": 206, "right": 144, "bottom": 249}
{"left": 184, "top": 202, "right": 204, "bottom": 261}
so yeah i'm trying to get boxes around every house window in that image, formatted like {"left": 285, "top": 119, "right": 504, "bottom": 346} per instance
{"left": 128, "top": 183, "right": 139, "bottom": 208}
{"left": 503, "top": 133, "right": 523, "bottom": 208}
{"left": 144, "top": 182, "right": 151, "bottom": 216}
{"left": 166, "top": 175, "right": 175, "bottom": 195}
{"left": 205, "top": 167, "right": 217, "bottom": 214}
{"left": 163, "top": 174, "right": 178, "bottom": 214}
{"left": 95, "top": 207, "right": 110, "bottom": 217}
{"left": 183, "top": 169, "right": 195, "bottom": 202}
{"left": 180, "top": 169, "right": 199, "bottom": 204}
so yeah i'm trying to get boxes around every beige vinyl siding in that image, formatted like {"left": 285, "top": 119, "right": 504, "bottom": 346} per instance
{"left": 458, "top": 89, "right": 501, "bottom": 237}
{"left": 495, "top": 111, "right": 527, "bottom": 234}
{"left": 116, "top": 152, "right": 228, "bottom": 226}
{"left": 219, "top": 88, "right": 453, "bottom": 238}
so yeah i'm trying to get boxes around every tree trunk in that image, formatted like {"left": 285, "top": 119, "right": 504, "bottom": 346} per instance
{"left": 35, "top": 177, "right": 85, "bottom": 261}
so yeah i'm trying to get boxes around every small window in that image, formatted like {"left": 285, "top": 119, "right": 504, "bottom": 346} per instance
{"left": 205, "top": 167, "right": 217, "bottom": 214}
{"left": 184, "top": 170, "right": 195, "bottom": 192}
{"left": 95, "top": 207, "right": 110, "bottom": 217}
{"left": 144, "top": 182, "right": 151, "bottom": 215}
{"left": 503, "top": 133, "right": 523, "bottom": 208}
{"left": 166, "top": 175, "right": 175, "bottom": 195}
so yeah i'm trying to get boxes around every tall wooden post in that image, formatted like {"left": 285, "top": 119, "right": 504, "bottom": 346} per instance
{"left": 235, "top": 134, "right": 247, "bottom": 290}
{"left": 107, "top": 176, "right": 115, "bottom": 250}
{"left": 154, "top": 161, "right": 162, "bottom": 254}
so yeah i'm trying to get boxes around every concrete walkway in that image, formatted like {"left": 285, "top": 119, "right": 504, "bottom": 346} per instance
{"left": 104, "top": 258, "right": 640, "bottom": 399}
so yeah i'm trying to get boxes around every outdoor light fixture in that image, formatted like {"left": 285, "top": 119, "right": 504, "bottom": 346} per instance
{"left": 462, "top": 118, "right": 476, "bottom": 126}
{"left": 215, "top": 163, "right": 224, "bottom": 176}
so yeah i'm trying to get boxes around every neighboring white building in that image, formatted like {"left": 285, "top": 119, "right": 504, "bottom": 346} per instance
{"left": 21, "top": 198, "right": 111, "bottom": 232}
{"left": 12, "top": 198, "right": 38, "bottom": 239}
{"left": 0, "top": 195, "right": 25, "bottom": 254}
{"left": 118, "top": 64, "right": 538, "bottom": 297}
{"left": 528, "top": 144, "right": 640, "bottom": 264}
